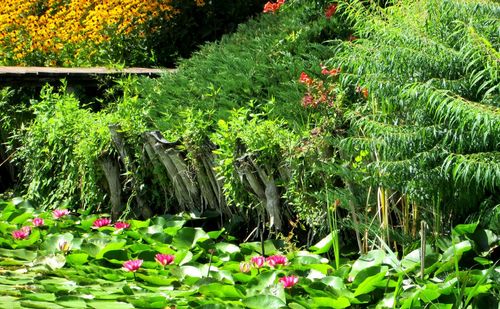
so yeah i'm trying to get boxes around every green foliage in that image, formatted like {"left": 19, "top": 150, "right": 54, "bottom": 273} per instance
{"left": 329, "top": 0, "right": 499, "bottom": 239}
{"left": 0, "top": 198, "right": 498, "bottom": 308}
{"left": 13, "top": 81, "right": 151, "bottom": 213}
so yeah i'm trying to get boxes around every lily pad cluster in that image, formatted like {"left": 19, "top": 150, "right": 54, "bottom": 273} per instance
{"left": 0, "top": 198, "right": 498, "bottom": 308}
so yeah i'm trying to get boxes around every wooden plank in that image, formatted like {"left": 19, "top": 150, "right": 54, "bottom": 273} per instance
{"left": 0, "top": 66, "right": 173, "bottom": 86}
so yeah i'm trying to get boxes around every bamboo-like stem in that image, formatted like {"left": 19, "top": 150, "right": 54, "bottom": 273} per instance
{"left": 420, "top": 220, "right": 426, "bottom": 280}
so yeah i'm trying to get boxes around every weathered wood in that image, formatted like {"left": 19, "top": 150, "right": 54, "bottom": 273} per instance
{"left": 99, "top": 157, "right": 122, "bottom": 221}
{"left": 235, "top": 153, "right": 283, "bottom": 231}
{"left": 109, "top": 124, "right": 152, "bottom": 218}
{"left": 0, "top": 66, "right": 171, "bottom": 86}
{"left": 144, "top": 131, "right": 199, "bottom": 212}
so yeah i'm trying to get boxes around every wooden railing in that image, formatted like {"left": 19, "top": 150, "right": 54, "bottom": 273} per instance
{"left": 0, "top": 66, "right": 172, "bottom": 86}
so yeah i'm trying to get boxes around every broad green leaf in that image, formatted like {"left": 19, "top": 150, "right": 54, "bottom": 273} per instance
{"left": 198, "top": 283, "right": 244, "bottom": 298}
{"left": 172, "top": 227, "right": 209, "bottom": 249}
{"left": 419, "top": 284, "right": 441, "bottom": 302}
{"left": 66, "top": 253, "right": 88, "bottom": 266}
{"left": 0, "top": 248, "right": 37, "bottom": 260}
{"left": 88, "top": 301, "right": 134, "bottom": 309}
{"left": 309, "top": 233, "right": 333, "bottom": 254}
{"left": 321, "top": 276, "right": 347, "bottom": 290}
{"left": 442, "top": 240, "right": 472, "bottom": 261}
{"left": 95, "top": 240, "right": 126, "bottom": 259}
{"left": 136, "top": 273, "right": 178, "bottom": 286}
{"left": 239, "top": 240, "right": 282, "bottom": 255}
{"left": 19, "top": 301, "right": 64, "bottom": 309}
{"left": 171, "top": 265, "right": 203, "bottom": 280}
{"left": 243, "top": 295, "right": 286, "bottom": 309}
{"left": 57, "top": 299, "right": 88, "bottom": 308}
{"left": 215, "top": 242, "right": 240, "bottom": 254}
{"left": 311, "top": 297, "right": 350, "bottom": 308}
{"left": 130, "top": 219, "right": 150, "bottom": 229}
{"left": 21, "top": 293, "right": 56, "bottom": 302}
{"left": 353, "top": 271, "right": 386, "bottom": 297}
{"left": 452, "top": 223, "right": 477, "bottom": 235}
{"left": 349, "top": 250, "right": 385, "bottom": 278}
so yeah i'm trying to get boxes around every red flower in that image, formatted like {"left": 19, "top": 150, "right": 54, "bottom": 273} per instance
{"left": 93, "top": 218, "right": 111, "bottom": 228}
{"left": 299, "top": 72, "right": 313, "bottom": 85}
{"left": 266, "top": 255, "right": 288, "bottom": 267}
{"left": 115, "top": 221, "right": 130, "bottom": 229}
{"left": 325, "top": 3, "right": 337, "bottom": 19}
{"left": 155, "top": 253, "right": 175, "bottom": 266}
{"left": 279, "top": 275, "right": 299, "bottom": 288}
{"left": 123, "top": 259, "right": 143, "bottom": 272}
{"left": 12, "top": 229, "right": 30, "bottom": 240}
{"left": 53, "top": 209, "right": 69, "bottom": 219}
{"left": 356, "top": 86, "right": 369, "bottom": 99}
{"left": 32, "top": 217, "right": 44, "bottom": 227}
{"left": 263, "top": 0, "right": 285, "bottom": 13}
{"left": 251, "top": 256, "right": 266, "bottom": 268}
{"left": 321, "top": 65, "right": 341, "bottom": 76}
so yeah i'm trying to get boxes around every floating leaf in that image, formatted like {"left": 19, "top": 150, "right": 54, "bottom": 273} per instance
{"left": 243, "top": 295, "right": 286, "bottom": 309}
{"left": 172, "top": 227, "right": 209, "bottom": 249}
{"left": 198, "top": 283, "right": 244, "bottom": 299}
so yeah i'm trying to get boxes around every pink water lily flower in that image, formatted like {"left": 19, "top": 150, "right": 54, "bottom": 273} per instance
{"left": 12, "top": 229, "right": 30, "bottom": 240}
{"left": 115, "top": 222, "right": 130, "bottom": 229}
{"left": 32, "top": 217, "right": 44, "bottom": 227}
{"left": 123, "top": 259, "right": 143, "bottom": 272}
{"left": 155, "top": 254, "right": 175, "bottom": 267}
{"left": 267, "top": 255, "right": 288, "bottom": 267}
{"left": 53, "top": 209, "right": 70, "bottom": 219}
{"left": 251, "top": 256, "right": 266, "bottom": 268}
{"left": 93, "top": 218, "right": 111, "bottom": 228}
{"left": 279, "top": 275, "right": 299, "bottom": 288}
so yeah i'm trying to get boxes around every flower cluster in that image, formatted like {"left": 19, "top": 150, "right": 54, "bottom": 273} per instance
{"left": 155, "top": 253, "right": 175, "bottom": 267}
{"left": 123, "top": 259, "right": 143, "bottom": 272}
{"left": 263, "top": 0, "right": 285, "bottom": 13}
{"left": 93, "top": 218, "right": 112, "bottom": 228}
{"left": 115, "top": 222, "right": 131, "bottom": 229}
{"left": 12, "top": 226, "right": 31, "bottom": 240}
{"left": 53, "top": 209, "right": 70, "bottom": 219}
{"left": 241, "top": 254, "right": 289, "bottom": 271}
{"left": 0, "top": 0, "right": 205, "bottom": 65}
{"left": 325, "top": 3, "right": 338, "bottom": 19}
{"left": 279, "top": 275, "right": 299, "bottom": 288}
{"left": 299, "top": 65, "right": 341, "bottom": 108}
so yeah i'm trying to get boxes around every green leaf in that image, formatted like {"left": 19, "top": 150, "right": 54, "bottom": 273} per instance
{"left": 198, "top": 283, "right": 244, "bottom": 298}
{"left": 353, "top": 271, "right": 386, "bottom": 297}
{"left": 172, "top": 227, "right": 209, "bottom": 249}
{"left": 88, "top": 301, "right": 134, "bottom": 309}
{"left": 243, "top": 295, "right": 286, "bottom": 309}
{"left": 311, "top": 297, "right": 350, "bottom": 308}
{"left": 20, "top": 301, "right": 64, "bottom": 309}
{"left": 66, "top": 253, "right": 88, "bottom": 266}
{"left": 442, "top": 240, "right": 472, "bottom": 261}
{"left": 215, "top": 242, "right": 240, "bottom": 254}
{"left": 310, "top": 233, "right": 333, "bottom": 254}
{"left": 95, "top": 240, "right": 126, "bottom": 259}
{"left": 22, "top": 293, "right": 56, "bottom": 302}
{"left": 136, "top": 273, "right": 178, "bottom": 286}
{"left": 452, "top": 223, "right": 477, "bottom": 235}
{"left": 349, "top": 250, "right": 385, "bottom": 278}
